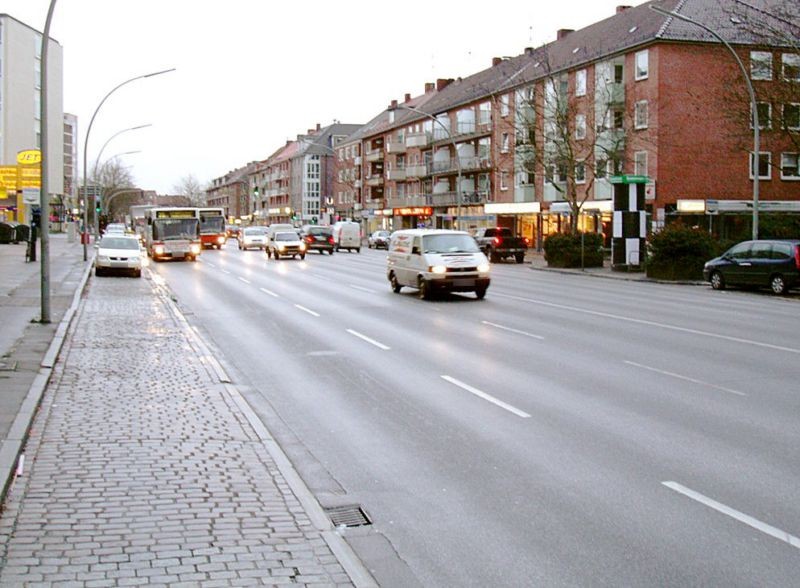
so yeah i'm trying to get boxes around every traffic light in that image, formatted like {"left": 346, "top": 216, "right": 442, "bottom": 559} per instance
{"left": 311, "top": 216, "right": 317, "bottom": 224}
{"left": 254, "top": 186, "right": 259, "bottom": 197}
{"left": 95, "top": 201, "right": 102, "bottom": 214}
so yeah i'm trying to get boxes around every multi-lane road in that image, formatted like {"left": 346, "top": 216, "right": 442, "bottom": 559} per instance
{"left": 150, "top": 241, "right": 800, "bottom": 587}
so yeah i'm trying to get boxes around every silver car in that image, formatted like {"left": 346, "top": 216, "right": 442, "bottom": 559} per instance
{"left": 94, "top": 234, "right": 143, "bottom": 277}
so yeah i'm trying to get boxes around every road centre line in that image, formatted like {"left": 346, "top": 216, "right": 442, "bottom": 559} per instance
{"left": 221, "top": 269, "right": 231, "bottom": 275}
{"left": 663, "top": 481, "right": 800, "bottom": 550}
{"left": 492, "top": 292, "right": 800, "bottom": 355}
{"left": 238, "top": 277, "right": 251, "bottom": 284}
{"left": 482, "top": 320, "right": 544, "bottom": 340}
{"left": 349, "top": 284, "right": 376, "bottom": 294}
{"left": 205, "top": 261, "right": 215, "bottom": 268}
{"left": 295, "top": 304, "right": 320, "bottom": 317}
{"left": 625, "top": 361, "right": 746, "bottom": 396}
{"left": 259, "top": 287, "right": 279, "bottom": 298}
{"left": 346, "top": 329, "right": 390, "bottom": 350}
{"left": 441, "top": 375, "right": 531, "bottom": 418}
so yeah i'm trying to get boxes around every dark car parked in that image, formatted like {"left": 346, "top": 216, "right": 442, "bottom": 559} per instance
{"left": 300, "top": 225, "right": 334, "bottom": 254}
{"left": 703, "top": 239, "right": 800, "bottom": 294}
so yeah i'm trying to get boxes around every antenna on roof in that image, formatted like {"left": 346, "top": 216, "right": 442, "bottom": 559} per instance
{"left": 529, "top": 25, "right": 533, "bottom": 44}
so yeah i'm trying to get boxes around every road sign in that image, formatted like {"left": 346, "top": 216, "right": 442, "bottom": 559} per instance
{"left": 610, "top": 174, "right": 649, "bottom": 184}
{"left": 23, "top": 187, "right": 41, "bottom": 204}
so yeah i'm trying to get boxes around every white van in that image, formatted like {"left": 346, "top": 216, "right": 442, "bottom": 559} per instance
{"left": 386, "top": 229, "right": 491, "bottom": 299}
{"left": 332, "top": 221, "right": 361, "bottom": 253}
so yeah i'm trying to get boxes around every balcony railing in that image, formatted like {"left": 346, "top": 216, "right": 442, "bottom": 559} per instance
{"left": 386, "top": 168, "right": 406, "bottom": 181}
{"left": 427, "top": 191, "right": 490, "bottom": 207}
{"left": 405, "top": 164, "right": 428, "bottom": 178}
{"left": 366, "top": 175, "right": 384, "bottom": 186}
{"left": 386, "top": 141, "right": 406, "bottom": 154}
{"left": 406, "top": 132, "right": 431, "bottom": 148}
{"left": 387, "top": 195, "right": 430, "bottom": 208}
{"left": 366, "top": 149, "right": 384, "bottom": 162}
{"left": 429, "top": 156, "right": 493, "bottom": 175}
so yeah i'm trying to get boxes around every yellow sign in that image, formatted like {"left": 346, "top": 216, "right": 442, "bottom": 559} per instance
{"left": 0, "top": 166, "right": 18, "bottom": 190}
{"left": 17, "top": 150, "right": 42, "bottom": 165}
{"left": 19, "top": 166, "right": 41, "bottom": 188}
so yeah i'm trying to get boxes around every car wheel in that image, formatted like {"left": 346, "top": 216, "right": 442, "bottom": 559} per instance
{"left": 134, "top": 269, "right": 142, "bottom": 278}
{"left": 300, "top": 253, "right": 306, "bottom": 260}
{"left": 475, "top": 286, "right": 487, "bottom": 300}
{"left": 515, "top": 253, "right": 525, "bottom": 264}
{"left": 390, "top": 272, "right": 402, "bottom": 293}
{"left": 490, "top": 251, "right": 500, "bottom": 263}
{"left": 710, "top": 271, "right": 725, "bottom": 291}
{"left": 418, "top": 277, "right": 431, "bottom": 300}
{"left": 95, "top": 267, "right": 103, "bottom": 277}
{"left": 356, "top": 248, "right": 361, "bottom": 253}
{"left": 770, "top": 274, "right": 788, "bottom": 295}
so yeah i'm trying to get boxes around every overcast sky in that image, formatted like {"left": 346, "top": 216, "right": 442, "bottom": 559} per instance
{"left": 7, "top": 0, "right": 641, "bottom": 194}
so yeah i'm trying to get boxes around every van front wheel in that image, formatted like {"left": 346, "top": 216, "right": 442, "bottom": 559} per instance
{"left": 390, "top": 273, "right": 402, "bottom": 293}
{"left": 418, "top": 277, "right": 432, "bottom": 300}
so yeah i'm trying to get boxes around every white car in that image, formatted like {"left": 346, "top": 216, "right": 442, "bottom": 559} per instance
{"left": 103, "top": 223, "right": 127, "bottom": 235}
{"left": 239, "top": 226, "right": 268, "bottom": 250}
{"left": 267, "top": 231, "right": 307, "bottom": 260}
{"left": 95, "top": 234, "right": 143, "bottom": 277}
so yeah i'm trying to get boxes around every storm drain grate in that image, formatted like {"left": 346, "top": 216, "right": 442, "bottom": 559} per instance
{"left": 324, "top": 505, "right": 372, "bottom": 528}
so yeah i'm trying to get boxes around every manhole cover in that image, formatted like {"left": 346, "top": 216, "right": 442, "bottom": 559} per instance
{"left": 324, "top": 505, "right": 371, "bottom": 527}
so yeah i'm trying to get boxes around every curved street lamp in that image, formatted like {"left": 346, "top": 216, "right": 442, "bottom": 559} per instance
{"left": 81, "top": 68, "right": 175, "bottom": 260}
{"left": 650, "top": 5, "right": 760, "bottom": 239}
{"left": 395, "top": 103, "right": 463, "bottom": 230}
{"left": 91, "top": 123, "right": 151, "bottom": 181}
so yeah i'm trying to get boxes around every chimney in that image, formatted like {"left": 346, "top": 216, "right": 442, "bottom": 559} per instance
{"left": 390, "top": 99, "right": 398, "bottom": 109}
{"left": 404, "top": 93, "right": 412, "bottom": 103}
{"left": 557, "top": 28, "right": 574, "bottom": 40}
{"left": 492, "top": 57, "right": 503, "bottom": 67}
{"left": 316, "top": 123, "right": 321, "bottom": 131}
{"left": 436, "top": 78, "right": 453, "bottom": 91}
{"left": 616, "top": 5, "right": 632, "bottom": 13}
{"left": 425, "top": 82, "right": 435, "bottom": 93}
{"left": 524, "top": 47, "right": 534, "bottom": 56}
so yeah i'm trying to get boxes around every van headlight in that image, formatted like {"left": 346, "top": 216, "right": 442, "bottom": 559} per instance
{"left": 190, "top": 244, "right": 201, "bottom": 254}
{"left": 430, "top": 265, "right": 447, "bottom": 275}
{"left": 299, "top": 243, "right": 307, "bottom": 251}
{"left": 477, "top": 263, "right": 491, "bottom": 274}
{"left": 154, "top": 245, "right": 165, "bottom": 255}
{"left": 217, "top": 236, "right": 225, "bottom": 244}
{"left": 278, "top": 243, "right": 286, "bottom": 251}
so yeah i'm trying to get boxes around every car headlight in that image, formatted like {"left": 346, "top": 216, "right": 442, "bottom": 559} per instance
{"left": 217, "top": 236, "right": 225, "bottom": 243}
{"left": 129, "top": 256, "right": 140, "bottom": 263}
{"left": 190, "top": 244, "right": 201, "bottom": 254}
{"left": 478, "top": 263, "right": 491, "bottom": 273}
{"left": 278, "top": 244, "right": 286, "bottom": 251}
{"left": 154, "top": 245, "right": 165, "bottom": 255}
{"left": 299, "top": 243, "right": 307, "bottom": 251}
{"left": 430, "top": 265, "right": 447, "bottom": 275}
{"left": 97, "top": 255, "right": 110, "bottom": 262}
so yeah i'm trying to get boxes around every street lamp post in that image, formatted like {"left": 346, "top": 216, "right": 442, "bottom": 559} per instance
{"left": 91, "top": 124, "right": 151, "bottom": 180}
{"left": 650, "top": 6, "right": 760, "bottom": 239}
{"left": 82, "top": 68, "right": 175, "bottom": 261}
{"left": 395, "top": 104, "right": 463, "bottom": 229}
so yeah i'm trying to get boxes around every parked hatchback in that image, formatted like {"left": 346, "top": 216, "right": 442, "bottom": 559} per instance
{"left": 703, "top": 239, "right": 800, "bottom": 294}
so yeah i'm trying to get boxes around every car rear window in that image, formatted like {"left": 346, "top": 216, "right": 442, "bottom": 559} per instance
{"left": 100, "top": 237, "right": 139, "bottom": 250}
{"left": 308, "top": 227, "right": 331, "bottom": 235}
{"left": 772, "top": 242, "right": 794, "bottom": 259}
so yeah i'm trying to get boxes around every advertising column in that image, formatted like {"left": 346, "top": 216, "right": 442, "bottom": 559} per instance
{"left": 611, "top": 175, "right": 648, "bottom": 271}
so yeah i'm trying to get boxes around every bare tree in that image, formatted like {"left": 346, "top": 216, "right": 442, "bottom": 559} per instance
{"left": 173, "top": 174, "right": 207, "bottom": 206}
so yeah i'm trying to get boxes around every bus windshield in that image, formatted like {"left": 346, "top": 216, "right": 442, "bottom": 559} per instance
{"left": 153, "top": 218, "right": 199, "bottom": 241}
{"left": 200, "top": 216, "right": 225, "bottom": 233}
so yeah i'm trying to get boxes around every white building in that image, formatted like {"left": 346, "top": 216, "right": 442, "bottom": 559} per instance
{"left": 0, "top": 14, "right": 64, "bottom": 196}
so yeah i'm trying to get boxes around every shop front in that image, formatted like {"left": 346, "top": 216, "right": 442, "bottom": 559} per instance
{"left": 545, "top": 200, "right": 613, "bottom": 247}
{"left": 392, "top": 206, "right": 433, "bottom": 231}
{"left": 484, "top": 202, "right": 541, "bottom": 245}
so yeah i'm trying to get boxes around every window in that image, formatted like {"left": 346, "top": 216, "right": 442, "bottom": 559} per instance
{"left": 782, "top": 53, "right": 800, "bottom": 82}
{"left": 501, "top": 133, "right": 510, "bottom": 153}
{"left": 575, "top": 162, "right": 586, "bottom": 184}
{"left": 575, "top": 114, "right": 586, "bottom": 139}
{"left": 634, "top": 151, "right": 648, "bottom": 177}
{"left": 479, "top": 102, "right": 491, "bottom": 126}
{"left": 750, "top": 51, "right": 772, "bottom": 80}
{"left": 753, "top": 102, "right": 772, "bottom": 129}
{"left": 575, "top": 69, "right": 587, "bottom": 97}
{"left": 634, "top": 100, "right": 648, "bottom": 129}
{"left": 635, "top": 50, "right": 648, "bottom": 80}
{"left": 750, "top": 152, "right": 771, "bottom": 179}
{"left": 781, "top": 153, "right": 799, "bottom": 179}
{"left": 500, "top": 94, "right": 510, "bottom": 117}
{"left": 500, "top": 170, "right": 508, "bottom": 190}
{"left": 784, "top": 103, "right": 800, "bottom": 130}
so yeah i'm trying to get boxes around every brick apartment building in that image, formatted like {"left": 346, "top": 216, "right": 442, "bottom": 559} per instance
{"left": 206, "top": 162, "right": 260, "bottom": 221}
{"left": 333, "top": 0, "right": 799, "bottom": 245}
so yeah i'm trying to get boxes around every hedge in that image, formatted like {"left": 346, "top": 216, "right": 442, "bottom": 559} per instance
{"left": 543, "top": 233, "right": 604, "bottom": 268}
{"left": 646, "top": 225, "right": 718, "bottom": 280}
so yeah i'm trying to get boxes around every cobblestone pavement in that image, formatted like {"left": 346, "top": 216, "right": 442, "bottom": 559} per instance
{"left": 0, "top": 273, "right": 355, "bottom": 587}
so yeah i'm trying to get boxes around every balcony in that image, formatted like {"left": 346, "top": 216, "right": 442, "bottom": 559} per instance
{"left": 429, "top": 156, "right": 493, "bottom": 176}
{"left": 598, "top": 82, "right": 624, "bottom": 105}
{"left": 386, "top": 141, "right": 406, "bottom": 154}
{"left": 354, "top": 179, "right": 362, "bottom": 188}
{"left": 366, "top": 149, "right": 384, "bottom": 162}
{"left": 429, "top": 191, "right": 489, "bottom": 207}
{"left": 388, "top": 195, "right": 430, "bottom": 208}
{"left": 387, "top": 168, "right": 406, "bottom": 181}
{"left": 406, "top": 132, "right": 431, "bottom": 148}
{"left": 405, "top": 164, "right": 428, "bottom": 178}
{"left": 354, "top": 156, "right": 362, "bottom": 165}
{"left": 366, "top": 175, "right": 384, "bottom": 186}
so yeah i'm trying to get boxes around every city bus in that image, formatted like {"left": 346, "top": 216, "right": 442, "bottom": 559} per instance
{"left": 197, "top": 207, "right": 227, "bottom": 249}
{"left": 144, "top": 207, "right": 201, "bottom": 261}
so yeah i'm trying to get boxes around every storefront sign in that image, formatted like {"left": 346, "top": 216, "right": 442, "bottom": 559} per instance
{"left": 485, "top": 202, "right": 541, "bottom": 214}
{"left": 17, "top": 150, "right": 42, "bottom": 165}
{"left": 393, "top": 206, "right": 432, "bottom": 216}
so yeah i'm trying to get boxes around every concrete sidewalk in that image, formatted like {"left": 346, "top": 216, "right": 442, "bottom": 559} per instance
{"left": 0, "top": 266, "right": 374, "bottom": 586}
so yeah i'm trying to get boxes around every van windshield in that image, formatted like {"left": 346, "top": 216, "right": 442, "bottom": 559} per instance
{"left": 422, "top": 234, "right": 480, "bottom": 253}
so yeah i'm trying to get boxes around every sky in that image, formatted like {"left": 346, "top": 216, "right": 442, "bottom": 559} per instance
{"left": 6, "top": 0, "right": 642, "bottom": 194}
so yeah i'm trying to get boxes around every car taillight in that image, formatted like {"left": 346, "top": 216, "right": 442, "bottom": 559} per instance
{"left": 523, "top": 237, "right": 530, "bottom": 246}
{"left": 795, "top": 245, "right": 800, "bottom": 270}
{"left": 305, "top": 236, "right": 314, "bottom": 243}
{"left": 328, "top": 236, "right": 334, "bottom": 244}
{"left": 493, "top": 237, "right": 502, "bottom": 246}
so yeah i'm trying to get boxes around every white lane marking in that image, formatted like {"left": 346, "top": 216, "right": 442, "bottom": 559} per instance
{"left": 205, "top": 262, "right": 216, "bottom": 268}
{"left": 349, "top": 284, "right": 376, "bottom": 294}
{"left": 663, "top": 481, "right": 800, "bottom": 550}
{"left": 493, "top": 292, "right": 800, "bottom": 355}
{"left": 295, "top": 304, "right": 320, "bottom": 317}
{"left": 482, "top": 320, "right": 544, "bottom": 340}
{"left": 441, "top": 375, "right": 531, "bottom": 418}
{"left": 346, "top": 329, "right": 390, "bottom": 350}
{"left": 259, "top": 287, "right": 279, "bottom": 298}
{"left": 625, "top": 361, "right": 747, "bottom": 397}
{"left": 221, "top": 269, "right": 231, "bottom": 275}
{"left": 238, "top": 277, "right": 251, "bottom": 284}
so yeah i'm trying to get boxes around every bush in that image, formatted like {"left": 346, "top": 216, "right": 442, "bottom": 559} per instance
{"left": 544, "top": 233, "right": 604, "bottom": 268}
{"left": 646, "top": 225, "right": 717, "bottom": 280}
